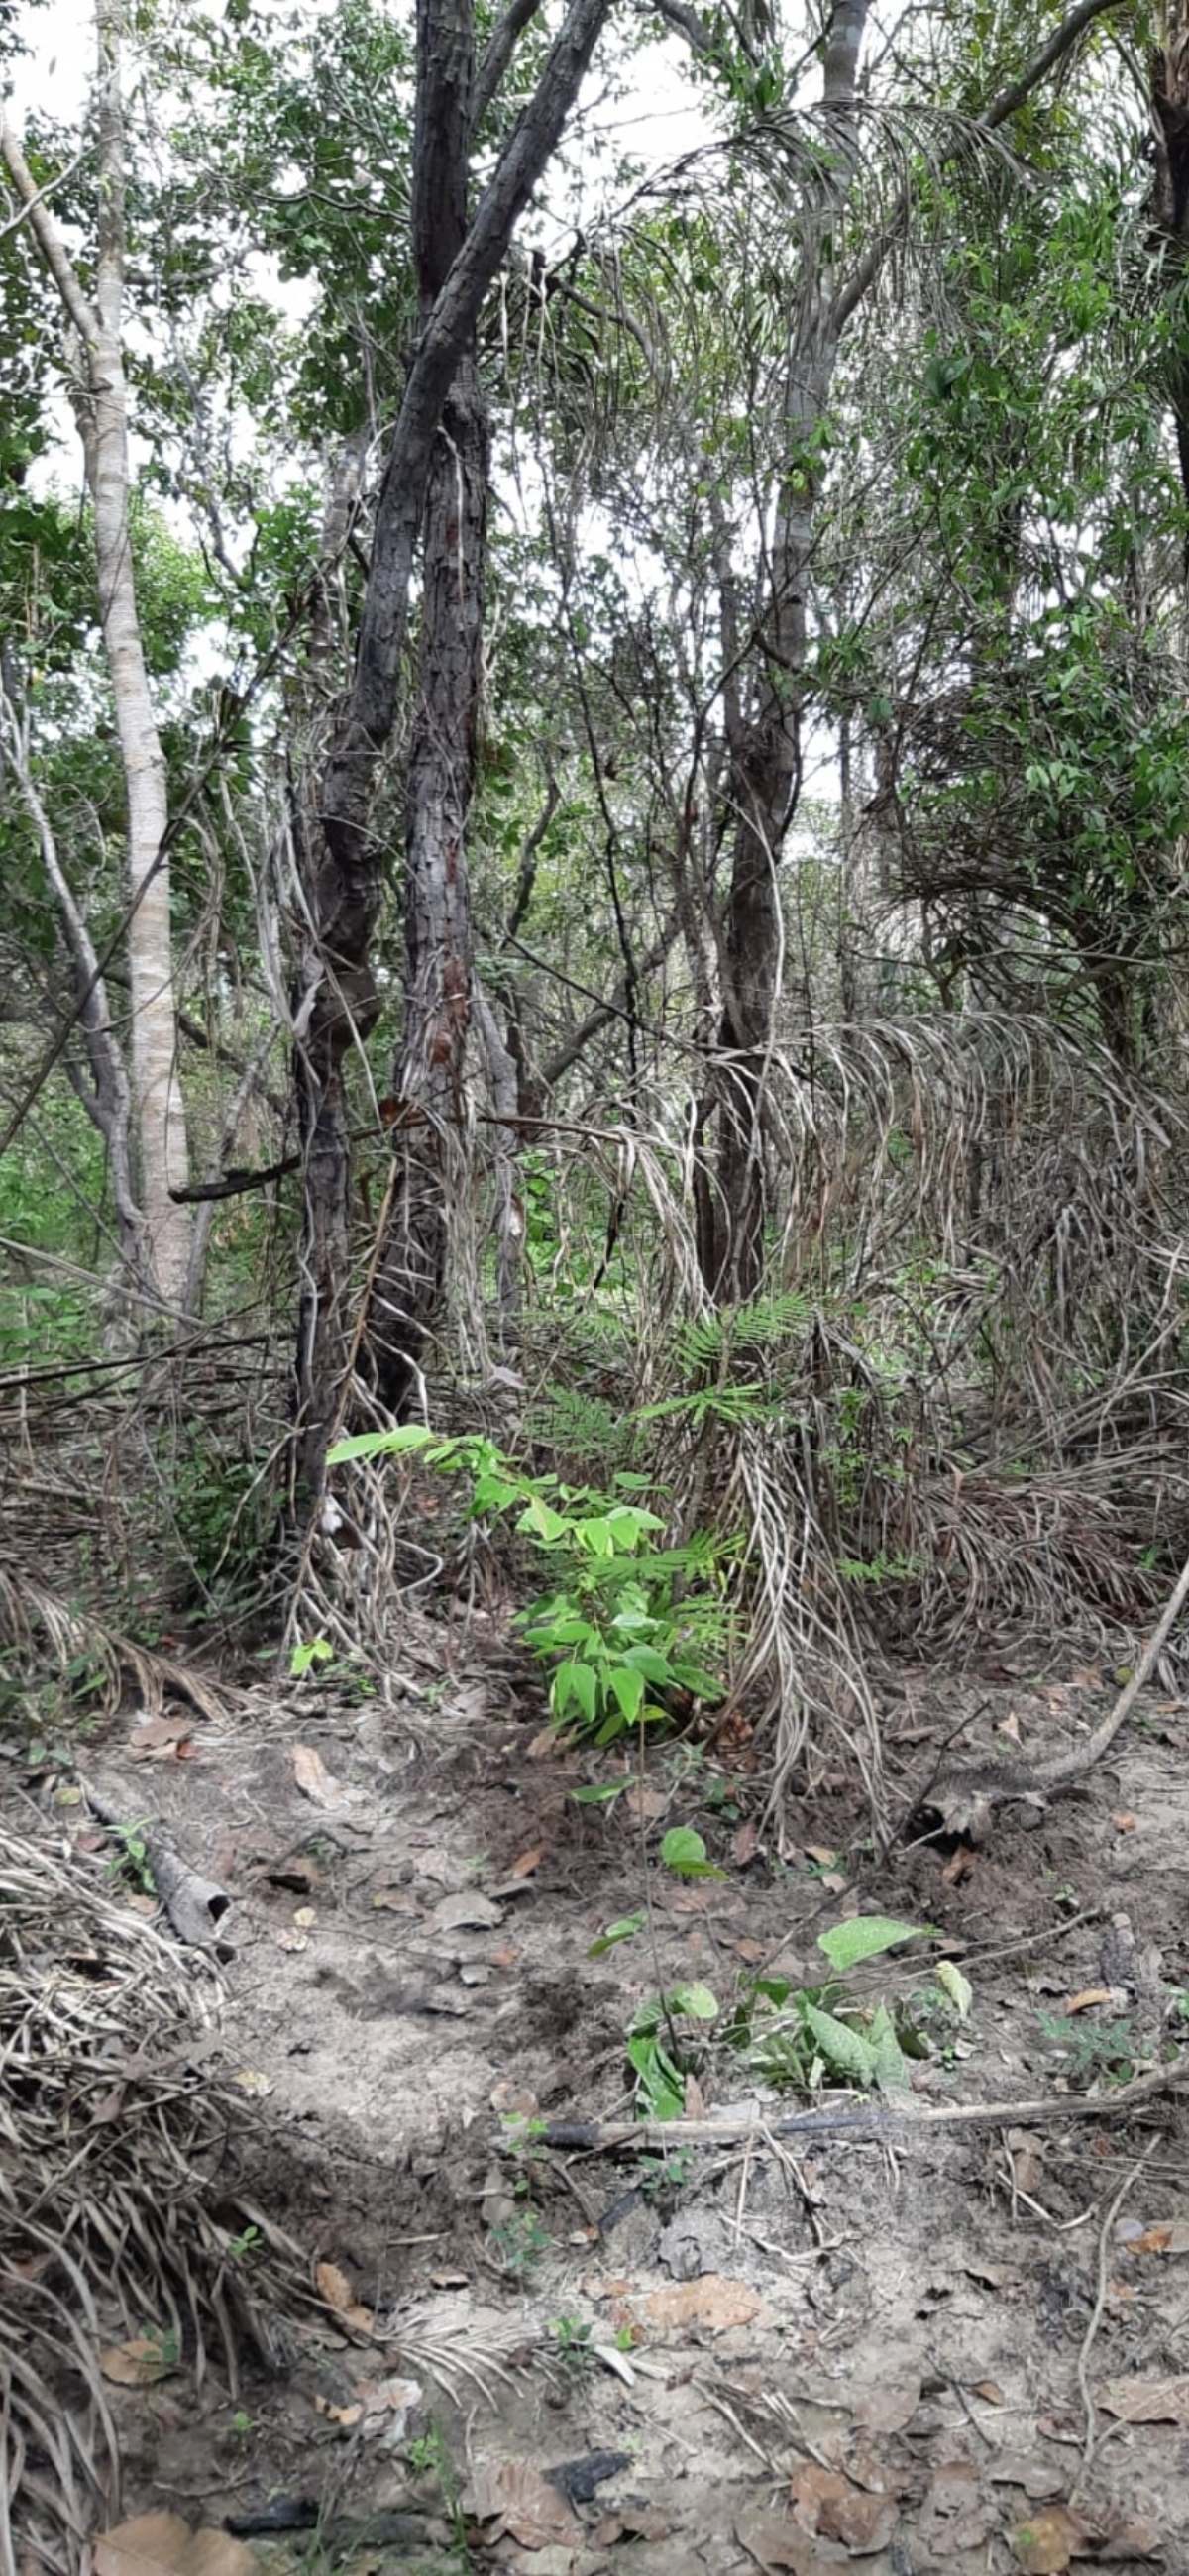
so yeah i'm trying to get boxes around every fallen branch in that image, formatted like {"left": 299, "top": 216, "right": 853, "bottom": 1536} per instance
{"left": 515, "top": 2057, "right": 1189, "bottom": 2156}
{"left": 83, "top": 1779, "right": 232, "bottom": 1950}
{"left": 910, "top": 1540, "right": 1189, "bottom": 1836}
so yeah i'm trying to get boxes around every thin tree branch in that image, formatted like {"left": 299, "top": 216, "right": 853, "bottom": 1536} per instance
{"left": 503, "top": 773, "right": 562, "bottom": 942}
{"left": 0, "top": 114, "right": 97, "bottom": 344}
{"left": 473, "top": 0, "right": 544, "bottom": 132}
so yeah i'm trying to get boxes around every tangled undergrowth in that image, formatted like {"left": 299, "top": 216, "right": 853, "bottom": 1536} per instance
{"left": 0, "top": 1821, "right": 306, "bottom": 2575}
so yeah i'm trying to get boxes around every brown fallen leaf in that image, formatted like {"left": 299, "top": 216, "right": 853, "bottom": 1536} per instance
{"left": 490, "top": 2080, "right": 538, "bottom": 2116}
{"left": 127, "top": 1716, "right": 193, "bottom": 1762}
{"left": 919, "top": 2459, "right": 997, "bottom": 2555}
{"left": 315, "top": 2260, "right": 355, "bottom": 2311}
{"left": 99, "top": 2334, "right": 179, "bottom": 2387}
{"left": 1100, "top": 2372, "right": 1189, "bottom": 2424}
{"left": 429, "top": 1890, "right": 503, "bottom": 1932}
{"left": 1063, "top": 1988, "right": 1113, "bottom": 2015}
{"left": 988, "top": 2459, "right": 1065, "bottom": 2502}
{"left": 851, "top": 2363, "right": 921, "bottom": 2434}
{"left": 623, "top": 1783, "right": 668, "bottom": 1823}
{"left": 315, "top": 2398, "right": 363, "bottom": 2428}
{"left": 1125, "top": 2218, "right": 1189, "bottom": 2256}
{"left": 1008, "top": 2503, "right": 1097, "bottom": 2572}
{"left": 731, "top": 1819, "right": 760, "bottom": 1865}
{"left": 643, "top": 2274, "right": 773, "bottom": 2334}
{"left": 1111, "top": 1811, "right": 1136, "bottom": 1832}
{"left": 789, "top": 2463, "right": 896, "bottom": 2553}
{"left": 411, "top": 1846, "right": 457, "bottom": 1885}
{"left": 736, "top": 2499, "right": 848, "bottom": 2570}
{"left": 464, "top": 2459, "right": 584, "bottom": 2550}
{"left": 356, "top": 2373, "right": 421, "bottom": 2419}
{"left": 942, "top": 1846, "right": 975, "bottom": 1885}
{"left": 291, "top": 1745, "right": 346, "bottom": 1807}
{"left": 94, "top": 2514, "right": 256, "bottom": 2576}
{"left": 510, "top": 1845, "right": 544, "bottom": 1877}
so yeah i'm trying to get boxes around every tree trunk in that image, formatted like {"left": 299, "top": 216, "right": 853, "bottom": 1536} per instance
{"left": 292, "top": 0, "right": 611, "bottom": 1502}
{"left": 367, "top": 350, "right": 490, "bottom": 1414}
{"left": 91, "top": 3, "right": 192, "bottom": 1306}
{"left": 0, "top": 2, "right": 193, "bottom": 1311}
{"left": 700, "top": 0, "right": 868, "bottom": 1302}
{"left": 1152, "top": 8, "right": 1189, "bottom": 554}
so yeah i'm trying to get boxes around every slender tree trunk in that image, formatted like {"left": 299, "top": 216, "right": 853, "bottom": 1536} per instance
{"left": 91, "top": 3, "right": 191, "bottom": 1304}
{"left": 700, "top": 0, "right": 868, "bottom": 1301}
{"left": 292, "top": 0, "right": 611, "bottom": 1501}
{"left": 0, "top": 660, "right": 144, "bottom": 1270}
{"left": 1152, "top": 8, "right": 1189, "bottom": 553}
{"left": 0, "top": 3, "right": 192, "bottom": 1311}
{"left": 366, "top": 348, "right": 490, "bottom": 1413}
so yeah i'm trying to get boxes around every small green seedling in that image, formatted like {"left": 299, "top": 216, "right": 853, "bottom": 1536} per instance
{"left": 289, "top": 1636, "right": 335, "bottom": 1678}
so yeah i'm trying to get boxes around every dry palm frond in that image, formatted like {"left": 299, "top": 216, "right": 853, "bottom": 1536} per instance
{"left": 0, "top": 1568, "right": 228, "bottom": 1722}
{"left": 0, "top": 1821, "right": 305, "bottom": 2575}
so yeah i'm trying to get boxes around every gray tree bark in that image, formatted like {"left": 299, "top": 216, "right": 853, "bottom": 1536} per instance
{"left": 1, "top": 2, "right": 194, "bottom": 1310}
{"left": 293, "top": 0, "right": 612, "bottom": 1499}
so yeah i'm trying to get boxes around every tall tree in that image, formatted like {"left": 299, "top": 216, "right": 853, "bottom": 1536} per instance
{"left": 292, "top": 0, "right": 614, "bottom": 1503}
{"left": 1, "top": 0, "right": 193, "bottom": 1309}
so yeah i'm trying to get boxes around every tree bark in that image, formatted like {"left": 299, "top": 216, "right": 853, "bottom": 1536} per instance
{"left": 700, "top": 0, "right": 868, "bottom": 1301}
{"left": 0, "top": 3, "right": 193, "bottom": 1311}
{"left": 293, "top": 0, "right": 611, "bottom": 1497}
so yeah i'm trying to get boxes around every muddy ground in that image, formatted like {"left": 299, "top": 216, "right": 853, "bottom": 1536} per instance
{"left": 19, "top": 1623, "right": 1189, "bottom": 2576}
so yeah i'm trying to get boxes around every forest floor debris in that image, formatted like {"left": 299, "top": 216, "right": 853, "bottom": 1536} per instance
{"left": 4, "top": 1637, "right": 1189, "bottom": 2575}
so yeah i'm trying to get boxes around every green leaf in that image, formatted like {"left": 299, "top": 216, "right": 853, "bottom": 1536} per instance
{"left": 588, "top": 1910, "right": 645, "bottom": 1956}
{"left": 815, "top": 1916, "right": 931, "bottom": 1974}
{"left": 934, "top": 1959, "right": 973, "bottom": 2022}
{"left": 621, "top": 1644, "right": 675, "bottom": 1683}
{"left": 866, "top": 2003, "right": 913, "bottom": 2091}
{"left": 803, "top": 2002, "right": 877, "bottom": 2086}
{"left": 289, "top": 1635, "right": 334, "bottom": 1676}
{"left": 519, "top": 1494, "right": 569, "bottom": 1543}
{"left": 660, "top": 1826, "right": 727, "bottom": 1881}
{"left": 627, "top": 2034, "right": 685, "bottom": 2121}
{"left": 666, "top": 1982, "right": 718, "bottom": 2020}
{"left": 553, "top": 1660, "right": 598, "bottom": 1727}
{"left": 571, "top": 1781, "right": 627, "bottom": 1805}
{"left": 608, "top": 1664, "right": 646, "bottom": 1723}
{"left": 327, "top": 1426, "right": 436, "bottom": 1463}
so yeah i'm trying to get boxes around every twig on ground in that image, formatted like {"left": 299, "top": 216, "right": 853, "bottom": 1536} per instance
{"left": 1069, "top": 2136, "right": 1160, "bottom": 2502}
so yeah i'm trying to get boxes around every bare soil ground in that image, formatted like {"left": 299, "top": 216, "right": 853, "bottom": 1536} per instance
{"left": 14, "top": 1625, "right": 1189, "bottom": 2576}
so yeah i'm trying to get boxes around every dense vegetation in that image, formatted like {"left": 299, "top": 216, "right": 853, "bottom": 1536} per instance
{"left": 5, "top": 0, "right": 1189, "bottom": 1809}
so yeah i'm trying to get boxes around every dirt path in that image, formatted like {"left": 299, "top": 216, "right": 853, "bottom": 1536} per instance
{"left": 31, "top": 1640, "right": 1189, "bottom": 2576}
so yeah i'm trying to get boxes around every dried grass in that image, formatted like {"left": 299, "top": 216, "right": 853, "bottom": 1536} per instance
{"left": 0, "top": 1822, "right": 303, "bottom": 2575}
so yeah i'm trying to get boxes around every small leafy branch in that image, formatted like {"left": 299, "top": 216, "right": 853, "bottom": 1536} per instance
{"left": 588, "top": 1896, "right": 971, "bottom": 2117}
{"left": 326, "top": 1426, "right": 730, "bottom": 1741}
{"left": 726, "top": 1916, "right": 972, "bottom": 2096}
